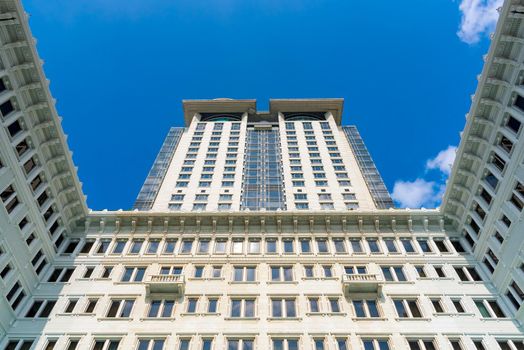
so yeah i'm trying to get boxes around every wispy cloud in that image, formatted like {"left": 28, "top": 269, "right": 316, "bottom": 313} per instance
{"left": 457, "top": 0, "right": 502, "bottom": 44}
{"left": 426, "top": 145, "right": 457, "bottom": 175}
{"left": 392, "top": 146, "right": 457, "bottom": 208}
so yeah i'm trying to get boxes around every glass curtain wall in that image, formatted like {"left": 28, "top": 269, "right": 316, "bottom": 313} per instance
{"left": 241, "top": 127, "right": 286, "bottom": 210}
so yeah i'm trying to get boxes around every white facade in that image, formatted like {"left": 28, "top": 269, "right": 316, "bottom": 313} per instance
{"left": 0, "top": 0, "right": 523, "bottom": 350}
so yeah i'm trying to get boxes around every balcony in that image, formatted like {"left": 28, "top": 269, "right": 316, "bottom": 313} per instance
{"left": 144, "top": 274, "right": 185, "bottom": 295}
{"left": 342, "top": 274, "right": 383, "bottom": 295}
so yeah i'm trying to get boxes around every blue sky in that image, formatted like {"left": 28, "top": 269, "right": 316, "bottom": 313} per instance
{"left": 22, "top": 0, "right": 500, "bottom": 210}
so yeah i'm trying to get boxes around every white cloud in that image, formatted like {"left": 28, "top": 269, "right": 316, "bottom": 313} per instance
{"left": 457, "top": 0, "right": 502, "bottom": 44}
{"left": 426, "top": 145, "right": 457, "bottom": 175}
{"left": 391, "top": 179, "right": 439, "bottom": 208}
{"left": 391, "top": 146, "right": 457, "bottom": 208}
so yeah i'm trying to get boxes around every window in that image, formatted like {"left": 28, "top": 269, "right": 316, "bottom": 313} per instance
{"left": 506, "top": 115, "right": 521, "bottom": 133}
{"left": 230, "top": 298, "right": 255, "bottom": 317}
{"left": 227, "top": 339, "right": 254, "bottom": 350}
{"left": 91, "top": 340, "right": 120, "bottom": 350}
{"left": 451, "top": 299, "right": 466, "bottom": 313}
{"left": 211, "top": 266, "right": 222, "bottom": 278}
{"left": 350, "top": 239, "right": 363, "bottom": 253}
{"left": 431, "top": 298, "right": 445, "bottom": 313}
{"left": 146, "top": 240, "right": 159, "bottom": 254}
{"left": 232, "top": 240, "right": 244, "bottom": 254}
{"left": 101, "top": 266, "right": 113, "bottom": 279}
{"left": 333, "top": 238, "right": 347, "bottom": 253}
{"left": 215, "top": 239, "right": 227, "bottom": 254}
{"left": 499, "top": 135, "right": 513, "bottom": 153}
{"left": 129, "top": 240, "right": 143, "bottom": 254}
{"left": 283, "top": 239, "right": 294, "bottom": 254}
{"left": 407, "top": 339, "right": 437, "bottom": 350}
{"left": 271, "top": 298, "right": 296, "bottom": 317}
{"left": 198, "top": 239, "right": 210, "bottom": 254}
{"left": 362, "top": 339, "right": 390, "bottom": 350}
{"left": 147, "top": 300, "right": 174, "bottom": 318}
{"left": 266, "top": 239, "right": 277, "bottom": 253}
{"left": 316, "top": 238, "right": 329, "bottom": 253}
{"left": 234, "top": 266, "right": 255, "bottom": 282}
{"left": 207, "top": 297, "right": 218, "bottom": 313}
{"left": 80, "top": 240, "right": 95, "bottom": 254}
{"left": 384, "top": 238, "right": 398, "bottom": 253}
{"left": 136, "top": 339, "right": 165, "bottom": 350}
{"left": 180, "top": 240, "right": 193, "bottom": 254}
{"left": 248, "top": 240, "right": 260, "bottom": 254}
{"left": 454, "top": 266, "right": 482, "bottom": 281}
{"left": 322, "top": 265, "right": 333, "bottom": 277}
{"left": 345, "top": 265, "right": 367, "bottom": 275}
{"left": 475, "top": 299, "right": 506, "bottom": 318}
{"left": 300, "top": 238, "right": 311, "bottom": 253}
{"left": 506, "top": 280, "right": 524, "bottom": 310}
{"left": 64, "top": 299, "right": 78, "bottom": 313}
{"left": 106, "top": 299, "right": 134, "bottom": 318}
{"left": 433, "top": 239, "right": 449, "bottom": 253}
{"left": 393, "top": 298, "right": 423, "bottom": 318}
{"left": 417, "top": 239, "right": 433, "bottom": 253}
{"left": 271, "top": 266, "right": 293, "bottom": 282}
{"left": 496, "top": 340, "right": 524, "bottom": 350}
{"left": 84, "top": 299, "right": 98, "bottom": 313}
{"left": 47, "top": 267, "right": 75, "bottom": 282}
{"left": 367, "top": 239, "right": 381, "bottom": 253}
{"left": 415, "top": 265, "right": 427, "bottom": 278}
{"left": 353, "top": 299, "right": 380, "bottom": 318}
{"left": 163, "top": 239, "right": 177, "bottom": 254}
{"left": 121, "top": 267, "right": 146, "bottom": 282}
{"left": 25, "top": 299, "right": 56, "bottom": 318}
{"left": 186, "top": 298, "right": 198, "bottom": 313}
{"left": 381, "top": 266, "right": 407, "bottom": 281}
{"left": 111, "top": 240, "right": 126, "bottom": 254}
{"left": 449, "top": 339, "right": 464, "bottom": 350}
{"left": 194, "top": 266, "right": 204, "bottom": 278}
{"left": 313, "top": 339, "right": 325, "bottom": 350}
{"left": 272, "top": 339, "right": 299, "bottom": 350}
{"left": 329, "top": 298, "right": 341, "bottom": 312}
{"left": 335, "top": 339, "right": 349, "bottom": 350}
{"left": 401, "top": 238, "right": 416, "bottom": 253}
{"left": 304, "top": 265, "right": 314, "bottom": 278}
{"left": 308, "top": 297, "right": 320, "bottom": 312}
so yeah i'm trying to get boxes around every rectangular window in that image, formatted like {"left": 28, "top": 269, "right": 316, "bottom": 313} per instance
{"left": 271, "top": 266, "right": 293, "bottom": 282}
{"left": 353, "top": 299, "right": 380, "bottom": 318}
{"left": 121, "top": 267, "right": 146, "bottom": 282}
{"left": 147, "top": 300, "right": 174, "bottom": 318}
{"left": 136, "top": 339, "right": 165, "bottom": 350}
{"left": 234, "top": 266, "right": 256, "bottom": 282}
{"left": 106, "top": 299, "right": 134, "bottom": 318}
{"left": 393, "top": 298, "right": 422, "bottom": 318}
{"left": 381, "top": 266, "right": 407, "bottom": 281}
{"left": 271, "top": 298, "right": 297, "bottom": 317}
{"left": 230, "top": 298, "right": 255, "bottom": 318}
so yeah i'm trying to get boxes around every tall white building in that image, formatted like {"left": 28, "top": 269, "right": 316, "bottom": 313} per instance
{"left": 0, "top": 0, "right": 523, "bottom": 350}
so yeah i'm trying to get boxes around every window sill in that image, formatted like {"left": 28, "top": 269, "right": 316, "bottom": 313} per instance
{"left": 267, "top": 281, "right": 298, "bottom": 285}
{"left": 479, "top": 317, "right": 514, "bottom": 321}
{"left": 224, "top": 317, "right": 260, "bottom": 321}
{"left": 306, "top": 312, "right": 348, "bottom": 317}
{"left": 394, "top": 317, "right": 431, "bottom": 321}
{"left": 229, "top": 281, "right": 260, "bottom": 285}
{"left": 433, "top": 313, "right": 476, "bottom": 317}
{"left": 139, "top": 317, "right": 175, "bottom": 321}
{"left": 97, "top": 317, "right": 132, "bottom": 321}
{"left": 54, "top": 313, "right": 96, "bottom": 317}
{"left": 352, "top": 317, "right": 387, "bottom": 321}
{"left": 417, "top": 277, "right": 454, "bottom": 281}
{"left": 383, "top": 281, "right": 415, "bottom": 284}
{"left": 267, "top": 317, "right": 302, "bottom": 321}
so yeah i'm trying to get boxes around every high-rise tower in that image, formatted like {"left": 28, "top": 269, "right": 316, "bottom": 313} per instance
{"left": 0, "top": 0, "right": 523, "bottom": 349}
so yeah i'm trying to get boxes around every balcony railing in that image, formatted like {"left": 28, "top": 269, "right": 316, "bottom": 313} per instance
{"left": 342, "top": 273, "right": 383, "bottom": 295}
{"left": 144, "top": 274, "right": 185, "bottom": 295}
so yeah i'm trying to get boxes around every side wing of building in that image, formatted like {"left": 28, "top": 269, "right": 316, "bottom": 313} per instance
{"left": 442, "top": 0, "right": 524, "bottom": 321}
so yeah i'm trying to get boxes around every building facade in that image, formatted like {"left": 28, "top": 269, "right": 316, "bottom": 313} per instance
{"left": 0, "top": 0, "right": 523, "bottom": 350}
